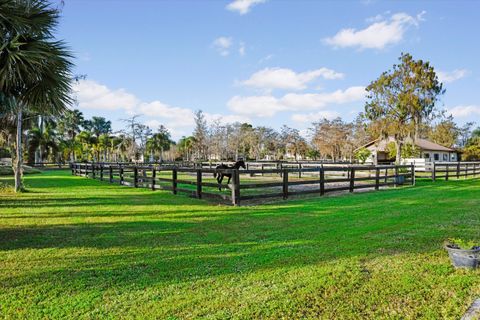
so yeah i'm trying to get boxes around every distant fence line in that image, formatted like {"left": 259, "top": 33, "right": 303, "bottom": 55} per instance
{"left": 432, "top": 161, "right": 480, "bottom": 181}
{"left": 28, "top": 160, "right": 480, "bottom": 181}
{"left": 29, "top": 159, "right": 353, "bottom": 166}
{"left": 70, "top": 162, "right": 414, "bottom": 206}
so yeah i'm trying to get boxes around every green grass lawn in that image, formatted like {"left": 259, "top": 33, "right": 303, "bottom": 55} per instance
{"left": 1, "top": 170, "right": 479, "bottom": 319}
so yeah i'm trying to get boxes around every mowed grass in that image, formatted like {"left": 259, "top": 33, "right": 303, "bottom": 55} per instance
{"left": 0, "top": 171, "right": 480, "bottom": 319}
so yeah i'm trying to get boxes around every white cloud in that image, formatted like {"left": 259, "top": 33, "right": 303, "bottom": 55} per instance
{"left": 227, "top": 95, "right": 285, "bottom": 117}
{"left": 227, "top": 86, "right": 366, "bottom": 117}
{"left": 226, "top": 0, "right": 266, "bottom": 15}
{"left": 138, "top": 101, "right": 196, "bottom": 129}
{"left": 448, "top": 105, "right": 480, "bottom": 118}
{"left": 291, "top": 111, "right": 340, "bottom": 123}
{"left": 437, "top": 69, "right": 469, "bottom": 83}
{"left": 281, "top": 86, "right": 365, "bottom": 109}
{"left": 212, "top": 36, "right": 233, "bottom": 56}
{"left": 324, "top": 11, "right": 425, "bottom": 50}
{"left": 72, "top": 80, "right": 138, "bottom": 111}
{"left": 242, "top": 67, "right": 344, "bottom": 90}
{"left": 72, "top": 79, "right": 242, "bottom": 139}
{"left": 143, "top": 119, "right": 189, "bottom": 139}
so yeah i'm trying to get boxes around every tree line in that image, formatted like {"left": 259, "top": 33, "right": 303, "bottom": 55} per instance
{"left": 0, "top": 111, "right": 176, "bottom": 164}
{"left": 2, "top": 104, "right": 479, "bottom": 167}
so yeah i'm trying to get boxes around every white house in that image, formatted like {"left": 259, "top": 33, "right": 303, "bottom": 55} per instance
{"left": 359, "top": 137, "right": 458, "bottom": 165}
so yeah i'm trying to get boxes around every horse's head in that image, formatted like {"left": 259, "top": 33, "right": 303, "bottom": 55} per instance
{"left": 236, "top": 160, "right": 246, "bottom": 169}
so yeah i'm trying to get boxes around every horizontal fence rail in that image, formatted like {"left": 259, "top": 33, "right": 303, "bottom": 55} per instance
{"left": 71, "top": 162, "right": 415, "bottom": 206}
{"left": 28, "top": 162, "right": 68, "bottom": 168}
{"left": 432, "top": 161, "right": 480, "bottom": 181}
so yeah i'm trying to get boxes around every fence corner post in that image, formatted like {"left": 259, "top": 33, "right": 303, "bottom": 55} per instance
{"left": 320, "top": 166, "right": 325, "bottom": 196}
{"left": 411, "top": 163, "right": 415, "bottom": 186}
{"left": 120, "top": 165, "right": 124, "bottom": 185}
{"left": 152, "top": 167, "right": 156, "bottom": 191}
{"left": 196, "top": 169, "right": 202, "bottom": 199}
{"left": 375, "top": 167, "right": 380, "bottom": 190}
{"left": 394, "top": 166, "right": 399, "bottom": 187}
{"left": 134, "top": 167, "right": 138, "bottom": 188}
{"left": 282, "top": 169, "right": 288, "bottom": 199}
{"left": 349, "top": 167, "right": 355, "bottom": 192}
{"left": 172, "top": 167, "right": 177, "bottom": 194}
{"left": 231, "top": 169, "right": 240, "bottom": 206}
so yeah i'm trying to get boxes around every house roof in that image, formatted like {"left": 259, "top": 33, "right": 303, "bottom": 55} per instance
{"left": 357, "top": 137, "right": 456, "bottom": 152}
{"left": 414, "top": 138, "right": 455, "bottom": 152}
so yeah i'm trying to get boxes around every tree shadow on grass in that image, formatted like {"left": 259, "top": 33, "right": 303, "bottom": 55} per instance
{"left": 2, "top": 191, "right": 479, "bottom": 289}
{"left": 0, "top": 193, "right": 208, "bottom": 209}
{"left": 0, "top": 218, "right": 472, "bottom": 295}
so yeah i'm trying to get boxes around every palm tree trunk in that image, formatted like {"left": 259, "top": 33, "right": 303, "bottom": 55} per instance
{"left": 14, "top": 108, "right": 24, "bottom": 192}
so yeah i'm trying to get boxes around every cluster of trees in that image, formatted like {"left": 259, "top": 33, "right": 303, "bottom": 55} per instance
{"left": 0, "top": 109, "right": 375, "bottom": 165}
{"left": 7, "top": 103, "right": 477, "bottom": 169}
{"left": 459, "top": 127, "right": 480, "bottom": 160}
{"left": 184, "top": 111, "right": 309, "bottom": 161}
{"left": 362, "top": 53, "right": 480, "bottom": 163}
{"left": 1, "top": 0, "right": 73, "bottom": 191}
{"left": 0, "top": 110, "right": 177, "bottom": 164}
{"left": 179, "top": 111, "right": 371, "bottom": 162}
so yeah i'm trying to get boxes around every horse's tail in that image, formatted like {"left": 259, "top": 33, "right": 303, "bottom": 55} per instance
{"left": 213, "top": 171, "right": 217, "bottom": 178}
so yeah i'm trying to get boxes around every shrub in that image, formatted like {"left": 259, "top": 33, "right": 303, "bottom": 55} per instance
{"left": 354, "top": 147, "right": 371, "bottom": 164}
{"left": 446, "top": 238, "right": 479, "bottom": 250}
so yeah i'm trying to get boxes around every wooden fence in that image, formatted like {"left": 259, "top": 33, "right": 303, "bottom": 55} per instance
{"left": 432, "top": 161, "right": 480, "bottom": 181}
{"left": 29, "top": 162, "right": 68, "bottom": 169}
{"left": 71, "top": 163, "right": 414, "bottom": 205}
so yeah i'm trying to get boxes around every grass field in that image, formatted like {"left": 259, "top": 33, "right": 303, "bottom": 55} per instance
{"left": 1, "top": 170, "right": 479, "bottom": 319}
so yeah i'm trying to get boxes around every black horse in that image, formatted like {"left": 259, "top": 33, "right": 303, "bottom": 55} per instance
{"left": 214, "top": 160, "right": 246, "bottom": 190}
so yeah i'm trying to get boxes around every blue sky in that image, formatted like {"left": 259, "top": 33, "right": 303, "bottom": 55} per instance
{"left": 58, "top": 0, "right": 480, "bottom": 139}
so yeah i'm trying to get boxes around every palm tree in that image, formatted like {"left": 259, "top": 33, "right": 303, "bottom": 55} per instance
{"left": 1, "top": 0, "right": 73, "bottom": 191}
{"left": 27, "top": 124, "right": 58, "bottom": 164}
{"left": 57, "top": 109, "right": 84, "bottom": 161}
{"left": 75, "top": 131, "right": 95, "bottom": 161}
{"left": 146, "top": 126, "right": 172, "bottom": 162}
{"left": 97, "top": 133, "right": 111, "bottom": 162}
{"left": 178, "top": 136, "right": 196, "bottom": 161}
{"left": 84, "top": 116, "right": 112, "bottom": 138}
